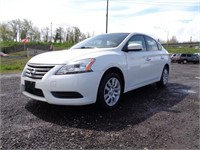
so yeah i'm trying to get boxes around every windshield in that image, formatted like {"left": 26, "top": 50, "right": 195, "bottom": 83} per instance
{"left": 71, "top": 33, "right": 130, "bottom": 49}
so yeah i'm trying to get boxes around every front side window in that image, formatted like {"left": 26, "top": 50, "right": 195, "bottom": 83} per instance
{"left": 127, "top": 35, "right": 146, "bottom": 51}
{"left": 145, "top": 36, "right": 159, "bottom": 51}
{"left": 157, "top": 42, "right": 162, "bottom": 50}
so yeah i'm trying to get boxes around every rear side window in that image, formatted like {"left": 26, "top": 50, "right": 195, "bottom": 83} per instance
{"left": 145, "top": 36, "right": 159, "bottom": 51}
{"left": 187, "top": 54, "right": 192, "bottom": 57}
{"left": 182, "top": 54, "right": 186, "bottom": 57}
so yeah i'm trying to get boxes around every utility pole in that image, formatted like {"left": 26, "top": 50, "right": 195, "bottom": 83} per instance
{"left": 106, "top": 0, "right": 109, "bottom": 33}
{"left": 51, "top": 22, "right": 52, "bottom": 42}
{"left": 166, "top": 29, "right": 169, "bottom": 48}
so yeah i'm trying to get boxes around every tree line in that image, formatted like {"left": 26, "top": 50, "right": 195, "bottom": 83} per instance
{"left": 1, "top": 18, "right": 182, "bottom": 45}
{"left": 0, "top": 19, "right": 92, "bottom": 44}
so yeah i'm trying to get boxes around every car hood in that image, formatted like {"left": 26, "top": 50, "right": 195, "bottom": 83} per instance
{"left": 28, "top": 49, "right": 105, "bottom": 65}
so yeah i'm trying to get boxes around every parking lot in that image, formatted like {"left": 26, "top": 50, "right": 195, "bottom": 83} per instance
{"left": 1, "top": 63, "right": 199, "bottom": 149}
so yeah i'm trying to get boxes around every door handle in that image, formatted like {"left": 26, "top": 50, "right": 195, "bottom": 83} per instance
{"left": 145, "top": 58, "right": 151, "bottom": 61}
{"left": 161, "top": 56, "right": 164, "bottom": 60}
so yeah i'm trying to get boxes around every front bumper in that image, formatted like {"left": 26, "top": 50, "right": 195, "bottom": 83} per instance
{"left": 20, "top": 66, "right": 102, "bottom": 105}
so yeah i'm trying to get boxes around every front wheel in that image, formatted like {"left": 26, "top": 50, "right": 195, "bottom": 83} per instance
{"left": 97, "top": 73, "right": 123, "bottom": 109}
{"left": 183, "top": 59, "right": 188, "bottom": 64}
{"left": 157, "top": 67, "right": 169, "bottom": 88}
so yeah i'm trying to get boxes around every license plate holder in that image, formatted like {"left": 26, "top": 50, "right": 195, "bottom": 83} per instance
{"left": 25, "top": 80, "right": 35, "bottom": 89}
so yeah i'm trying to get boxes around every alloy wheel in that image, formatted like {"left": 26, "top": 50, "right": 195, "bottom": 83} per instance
{"left": 104, "top": 77, "right": 121, "bottom": 106}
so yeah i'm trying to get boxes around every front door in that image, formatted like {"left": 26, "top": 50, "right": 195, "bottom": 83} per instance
{"left": 125, "top": 35, "right": 152, "bottom": 90}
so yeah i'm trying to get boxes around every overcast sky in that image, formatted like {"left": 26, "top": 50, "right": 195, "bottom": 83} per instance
{"left": 0, "top": 0, "right": 199, "bottom": 42}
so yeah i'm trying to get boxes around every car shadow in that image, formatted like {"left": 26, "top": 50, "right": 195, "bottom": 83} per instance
{"left": 25, "top": 83, "right": 190, "bottom": 132}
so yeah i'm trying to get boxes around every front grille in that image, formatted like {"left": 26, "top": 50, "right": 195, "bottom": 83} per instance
{"left": 25, "top": 64, "right": 55, "bottom": 80}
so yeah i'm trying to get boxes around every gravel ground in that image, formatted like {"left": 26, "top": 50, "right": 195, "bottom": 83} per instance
{"left": 0, "top": 63, "right": 199, "bottom": 149}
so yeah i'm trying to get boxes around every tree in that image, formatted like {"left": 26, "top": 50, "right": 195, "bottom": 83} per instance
{"left": 8, "top": 19, "right": 21, "bottom": 41}
{"left": 73, "top": 26, "right": 81, "bottom": 43}
{"left": 65, "top": 26, "right": 83, "bottom": 44}
{"left": 30, "top": 26, "right": 41, "bottom": 42}
{"left": 0, "top": 23, "right": 11, "bottom": 41}
{"left": 168, "top": 35, "right": 178, "bottom": 43}
{"left": 79, "top": 32, "right": 92, "bottom": 41}
{"left": 54, "top": 27, "right": 63, "bottom": 43}
{"left": 66, "top": 27, "right": 74, "bottom": 44}
{"left": 41, "top": 27, "right": 50, "bottom": 42}
{"left": 0, "top": 19, "right": 92, "bottom": 43}
{"left": 20, "top": 19, "right": 33, "bottom": 40}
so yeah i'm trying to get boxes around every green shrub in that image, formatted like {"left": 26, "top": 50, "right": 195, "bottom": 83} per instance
{"left": 167, "top": 47, "right": 200, "bottom": 54}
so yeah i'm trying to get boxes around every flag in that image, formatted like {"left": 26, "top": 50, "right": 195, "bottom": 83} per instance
{"left": 21, "top": 38, "right": 29, "bottom": 43}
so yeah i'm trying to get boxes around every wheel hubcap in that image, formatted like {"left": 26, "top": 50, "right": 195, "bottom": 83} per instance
{"left": 162, "top": 69, "right": 168, "bottom": 85}
{"left": 104, "top": 77, "right": 121, "bottom": 106}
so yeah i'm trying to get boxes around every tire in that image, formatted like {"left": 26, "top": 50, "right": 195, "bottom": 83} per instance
{"left": 97, "top": 73, "right": 123, "bottom": 109}
{"left": 157, "top": 66, "right": 169, "bottom": 88}
{"left": 183, "top": 59, "right": 187, "bottom": 64}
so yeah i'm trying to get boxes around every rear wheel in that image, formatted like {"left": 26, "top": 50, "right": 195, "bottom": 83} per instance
{"left": 157, "top": 66, "right": 169, "bottom": 88}
{"left": 97, "top": 73, "right": 123, "bottom": 109}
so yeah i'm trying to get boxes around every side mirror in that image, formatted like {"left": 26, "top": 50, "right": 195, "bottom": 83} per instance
{"left": 127, "top": 43, "right": 143, "bottom": 51}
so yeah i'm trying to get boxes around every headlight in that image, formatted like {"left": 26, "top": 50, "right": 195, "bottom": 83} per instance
{"left": 55, "top": 58, "right": 96, "bottom": 75}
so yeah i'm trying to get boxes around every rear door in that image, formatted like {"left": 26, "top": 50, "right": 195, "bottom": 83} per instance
{"left": 144, "top": 36, "right": 165, "bottom": 82}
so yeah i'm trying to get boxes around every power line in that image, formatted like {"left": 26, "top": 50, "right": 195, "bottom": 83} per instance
{"left": 112, "top": 0, "right": 199, "bottom": 7}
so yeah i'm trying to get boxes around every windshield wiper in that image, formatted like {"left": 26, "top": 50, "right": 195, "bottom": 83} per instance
{"left": 79, "top": 46, "right": 95, "bottom": 49}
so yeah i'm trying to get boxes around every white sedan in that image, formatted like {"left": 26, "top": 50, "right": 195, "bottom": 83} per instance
{"left": 21, "top": 33, "right": 170, "bottom": 109}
